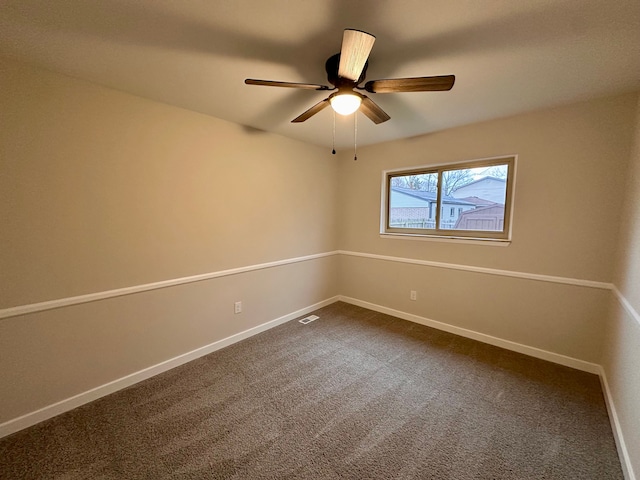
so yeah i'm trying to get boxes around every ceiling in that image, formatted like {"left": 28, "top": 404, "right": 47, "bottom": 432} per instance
{"left": 1, "top": 0, "right": 639, "bottom": 149}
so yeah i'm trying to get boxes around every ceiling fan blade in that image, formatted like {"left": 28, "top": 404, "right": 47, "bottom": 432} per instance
{"left": 291, "top": 98, "right": 330, "bottom": 123}
{"left": 364, "top": 75, "right": 455, "bottom": 93}
{"left": 338, "top": 29, "right": 376, "bottom": 82}
{"left": 360, "top": 96, "right": 390, "bottom": 124}
{"left": 245, "top": 79, "right": 331, "bottom": 90}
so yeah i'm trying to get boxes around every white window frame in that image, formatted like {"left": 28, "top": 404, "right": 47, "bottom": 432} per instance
{"left": 381, "top": 155, "right": 516, "bottom": 243}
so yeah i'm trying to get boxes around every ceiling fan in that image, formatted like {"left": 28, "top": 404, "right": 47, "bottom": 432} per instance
{"left": 245, "top": 29, "right": 455, "bottom": 124}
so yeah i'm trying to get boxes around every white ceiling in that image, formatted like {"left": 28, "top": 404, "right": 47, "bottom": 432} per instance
{"left": 1, "top": 0, "right": 639, "bottom": 149}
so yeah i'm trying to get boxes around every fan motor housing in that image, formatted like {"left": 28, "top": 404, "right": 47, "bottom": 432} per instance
{"left": 325, "top": 53, "right": 368, "bottom": 87}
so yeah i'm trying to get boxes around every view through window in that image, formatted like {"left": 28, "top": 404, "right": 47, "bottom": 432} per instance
{"left": 385, "top": 156, "right": 515, "bottom": 240}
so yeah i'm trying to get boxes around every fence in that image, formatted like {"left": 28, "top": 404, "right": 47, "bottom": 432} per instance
{"left": 388, "top": 219, "right": 457, "bottom": 230}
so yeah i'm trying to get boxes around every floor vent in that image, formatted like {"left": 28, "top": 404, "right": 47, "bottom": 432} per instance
{"left": 298, "top": 315, "right": 319, "bottom": 325}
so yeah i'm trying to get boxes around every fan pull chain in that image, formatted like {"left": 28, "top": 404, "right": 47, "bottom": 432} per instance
{"left": 332, "top": 110, "right": 336, "bottom": 155}
{"left": 353, "top": 112, "right": 358, "bottom": 161}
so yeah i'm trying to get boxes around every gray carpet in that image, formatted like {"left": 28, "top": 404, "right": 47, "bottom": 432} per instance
{"left": 0, "top": 302, "right": 624, "bottom": 479}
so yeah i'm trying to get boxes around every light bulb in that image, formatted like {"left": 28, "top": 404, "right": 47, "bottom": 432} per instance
{"left": 330, "top": 94, "right": 362, "bottom": 115}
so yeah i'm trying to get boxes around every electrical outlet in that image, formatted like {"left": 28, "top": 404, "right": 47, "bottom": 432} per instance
{"left": 234, "top": 301, "right": 242, "bottom": 314}
{"left": 410, "top": 290, "right": 417, "bottom": 301}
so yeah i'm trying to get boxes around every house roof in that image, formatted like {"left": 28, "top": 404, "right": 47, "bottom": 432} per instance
{"left": 458, "top": 204, "right": 505, "bottom": 215}
{"left": 454, "top": 176, "right": 506, "bottom": 190}
{"left": 0, "top": 1, "right": 637, "bottom": 149}
{"left": 459, "top": 196, "right": 499, "bottom": 206}
{"left": 391, "top": 187, "right": 476, "bottom": 206}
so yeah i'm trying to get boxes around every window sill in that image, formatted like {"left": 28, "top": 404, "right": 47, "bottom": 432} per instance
{"left": 380, "top": 233, "right": 511, "bottom": 247}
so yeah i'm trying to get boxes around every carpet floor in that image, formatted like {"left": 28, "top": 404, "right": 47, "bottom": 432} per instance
{"left": 0, "top": 302, "right": 624, "bottom": 479}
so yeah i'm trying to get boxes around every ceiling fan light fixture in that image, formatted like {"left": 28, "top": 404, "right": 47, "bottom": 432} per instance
{"left": 246, "top": 28, "right": 455, "bottom": 125}
{"left": 330, "top": 93, "right": 362, "bottom": 115}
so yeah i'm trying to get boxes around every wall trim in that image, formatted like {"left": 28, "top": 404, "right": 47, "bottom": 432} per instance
{"left": 599, "top": 366, "right": 637, "bottom": 480}
{"left": 2, "top": 250, "right": 616, "bottom": 321}
{"left": 338, "top": 295, "right": 601, "bottom": 374}
{"left": 612, "top": 285, "right": 640, "bottom": 327}
{"left": 379, "top": 233, "right": 511, "bottom": 247}
{"left": 0, "top": 296, "right": 340, "bottom": 439}
{"left": 0, "top": 251, "right": 339, "bottom": 321}
{"left": 338, "top": 250, "right": 613, "bottom": 290}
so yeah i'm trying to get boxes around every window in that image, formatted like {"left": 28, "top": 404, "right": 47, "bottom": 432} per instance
{"left": 384, "top": 156, "right": 515, "bottom": 241}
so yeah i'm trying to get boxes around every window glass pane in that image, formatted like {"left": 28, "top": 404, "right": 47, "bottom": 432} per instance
{"left": 389, "top": 173, "right": 438, "bottom": 230}
{"left": 384, "top": 157, "right": 514, "bottom": 240}
{"left": 444, "top": 164, "right": 509, "bottom": 232}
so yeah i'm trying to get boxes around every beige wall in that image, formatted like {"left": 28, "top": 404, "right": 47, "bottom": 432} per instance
{"left": 602, "top": 95, "right": 640, "bottom": 479}
{"left": 1, "top": 55, "right": 638, "bottom": 474}
{"left": 338, "top": 93, "right": 637, "bottom": 362}
{"left": 0, "top": 59, "right": 339, "bottom": 422}
{"left": 338, "top": 93, "right": 637, "bottom": 281}
{"left": 339, "top": 255, "right": 610, "bottom": 362}
{"left": 0, "top": 59, "right": 338, "bottom": 308}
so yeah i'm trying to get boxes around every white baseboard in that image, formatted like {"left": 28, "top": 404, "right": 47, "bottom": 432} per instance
{"left": 339, "top": 295, "right": 637, "bottom": 478}
{"left": 338, "top": 295, "right": 601, "bottom": 374}
{"left": 0, "top": 296, "right": 340, "bottom": 439}
{"left": 599, "top": 366, "right": 636, "bottom": 480}
{"left": 3, "top": 293, "right": 634, "bottom": 480}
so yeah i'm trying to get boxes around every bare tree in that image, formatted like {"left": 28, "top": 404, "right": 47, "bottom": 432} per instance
{"left": 476, "top": 165, "right": 508, "bottom": 179}
{"left": 391, "top": 169, "right": 475, "bottom": 195}
{"left": 391, "top": 173, "right": 437, "bottom": 192}
{"left": 442, "top": 170, "right": 474, "bottom": 195}
{"left": 422, "top": 174, "right": 437, "bottom": 193}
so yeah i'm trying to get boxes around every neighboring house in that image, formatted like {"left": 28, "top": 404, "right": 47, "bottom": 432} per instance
{"left": 451, "top": 176, "right": 507, "bottom": 204}
{"left": 390, "top": 185, "right": 507, "bottom": 231}
{"left": 389, "top": 186, "right": 475, "bottom": 228}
